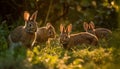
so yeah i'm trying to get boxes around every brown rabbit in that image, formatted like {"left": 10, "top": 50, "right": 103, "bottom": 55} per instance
{"left": 35, "top": 23, "right": 56, "bottom": 44}
{"left": 83, "top": 21, "right": 112, "bottom": 40}
{"left": 60, "top": 24, "right": 98, "bottom": 49}
{"left": 8, "top": 11, "right": 38, "bottom": 49}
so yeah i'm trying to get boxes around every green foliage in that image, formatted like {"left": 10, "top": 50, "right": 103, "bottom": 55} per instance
{"left": 0, "top": 18, "right": 24, "bottom": 51}
{"left": 0, "top": 17, "right": 120, "bottom": 69}
{"left": 0, "top": 23, "right": 9, "bottom": 51}
{"left": 0, "top": 0, "right": 119, "bottom": 31}
{"left": 0, "top": 0, "right": 120, "bottom": 69}
{"left": 0, "top": 47, "right": 27, "bottom": 69}
{"left": 0, "top": 31, "right": 120, "bottom": 69}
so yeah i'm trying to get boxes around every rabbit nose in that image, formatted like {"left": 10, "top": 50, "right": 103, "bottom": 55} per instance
{"left": 61, "top": 40, "right": 64, "bottom": 43}
{"left": 62, "top": 38, "right": 67, "bottom": 42}
{"left": 63, "top": 37, "right": 67, "bottom": 41}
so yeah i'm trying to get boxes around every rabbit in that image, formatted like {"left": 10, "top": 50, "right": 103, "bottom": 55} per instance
{"left": 35, "top": 23, "right": 56, "bottom": 45}
{"left": 60, "top": 24, "right": 98, "bottom": 49}
{"left": 8, "top": 11, "right": 38, "bottom": 49}
{"left": 83, "top": 21, "right": 112, "bottom": 40}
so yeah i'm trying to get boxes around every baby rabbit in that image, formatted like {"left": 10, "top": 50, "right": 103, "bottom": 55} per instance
{"left": 8, "top": 11, "right": 38, "bottom": 49}
{"left": 60, "top": 24, "right": 98, "bottom": 49}
{"left": 83, "top": 21, "right": 112, "bottom": 40}
{"left": 35, "top": 23, "right": 56, "bottom": 44}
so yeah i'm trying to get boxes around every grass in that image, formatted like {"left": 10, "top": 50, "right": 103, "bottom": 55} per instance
{"left": 0, "top": 23, "right": 120, "bottom": 69}
{"left": 0, "top": 40, "right": 119, "bottom": 69}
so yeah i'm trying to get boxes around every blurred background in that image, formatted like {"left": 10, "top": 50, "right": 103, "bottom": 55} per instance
{"left": 0, "top": 0, "right": 119, "bottom": 31}
{"left": 0, "top": 0, "right": 120, "bottom": 69}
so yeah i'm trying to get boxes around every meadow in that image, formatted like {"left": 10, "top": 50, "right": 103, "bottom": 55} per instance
{"left": 0, "top": 0, "right": 120, "bottom": 69}
{"left": 0, "top": 22, "right": 120, "bottom": 69}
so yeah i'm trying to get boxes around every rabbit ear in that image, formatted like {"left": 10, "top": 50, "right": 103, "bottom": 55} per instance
{"left": 30, "top": 11, "right": 38, "bottom": 21}
{"left": 66, "top": 24, "right": 72, "bottom": 33}
{"left": 89, "top": 21, "right": 95, "bottom": 30}
{"left": 60, "top": 24, "right": 65, "bottom": 33}
{"left": 46, "top": 22, "right": 52, "bottom": 29}
{"left": 24, "top": 11, "right": 30, "bottom": 21}
{"left": 83, "top": 22, "right": 89, "bottom": 32}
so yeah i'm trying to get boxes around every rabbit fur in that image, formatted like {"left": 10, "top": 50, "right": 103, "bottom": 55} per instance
{"left": 83, "top": 21, "right": 112, "bottom": 40}
{"left": 8, "top": 11, "right": 38, "bottom": 49}
{"left": 60, "top": 24, "right": 98, "bottom": 49}
{"left": 35, "top": 23, "right": 56, "bottom": 44}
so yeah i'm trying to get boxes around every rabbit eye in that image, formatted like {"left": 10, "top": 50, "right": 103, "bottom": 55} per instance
{"left": 65, "top": 36, "right": 68, "bottom": 39}
{"left": 49, "top": 31, "right": 51, "bottom": 34}
{"left": 48, "top": 30, "right": 53, "bottom": 34}
{"left": 28, "top": 23, "right": 33, "bottom": 27}
{"left": 29, "top": 24, "right": 32, "bottom": 27}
